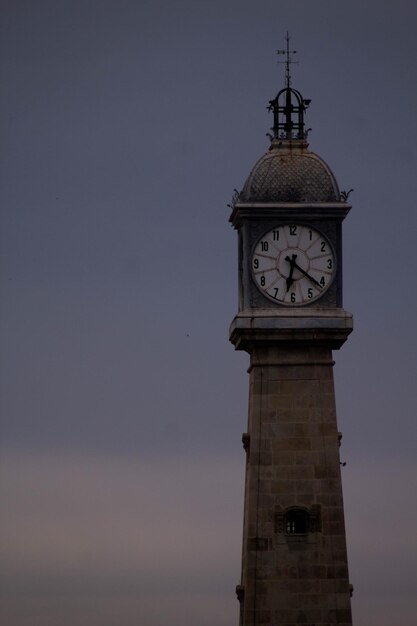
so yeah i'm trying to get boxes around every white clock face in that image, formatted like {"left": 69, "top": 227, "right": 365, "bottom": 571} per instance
{"left": 251, "top": 224, "right": 336, "bottom": 306}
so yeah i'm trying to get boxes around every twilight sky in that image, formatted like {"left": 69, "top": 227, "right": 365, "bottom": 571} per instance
{"left": 1, "top": 1, "right": 417, "bottom": 625}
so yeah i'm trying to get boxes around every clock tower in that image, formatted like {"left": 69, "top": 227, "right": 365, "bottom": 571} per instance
{"left": 230, "top": 39, "right": 353, "bottom": 626}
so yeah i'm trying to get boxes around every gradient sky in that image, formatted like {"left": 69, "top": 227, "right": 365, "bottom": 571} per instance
{"left": 1, "top": 1, "right": 417, "bottom": 625}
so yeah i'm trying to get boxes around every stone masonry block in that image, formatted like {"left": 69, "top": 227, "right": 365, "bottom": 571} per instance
{"left": 324, "top": 507, "right": 345, "bottom": 523}
{"left": 294, "top": 451, "right": 319, "bottom": 465}
{"left": 272, "top": 437, "right": 312, "bottom": 452}
{"left": 268, "top": 394, "right": 293, "bottom": 410}
{"left": 271, "top": 450, "right": 296, "bottom": 465}
{"left": 280, "top": 465, "right": 315, "bottom": 479}
{"left": 270, "top": 479, "right": 295, "bottom": 495}
{"left": 314, "top": 464, "right": 340, "bottom": 479}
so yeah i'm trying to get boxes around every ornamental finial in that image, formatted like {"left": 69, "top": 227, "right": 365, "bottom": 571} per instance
{"left": 267, "top": 32, "right": 311, "bottom": 141}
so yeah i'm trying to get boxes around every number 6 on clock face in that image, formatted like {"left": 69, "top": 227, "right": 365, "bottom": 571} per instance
{"left": 251, "top": 224, "right": 336, "bottom": 306}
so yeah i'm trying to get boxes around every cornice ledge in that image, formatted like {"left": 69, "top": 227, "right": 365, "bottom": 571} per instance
{"left": 229, "top": 203, "right": 351, "bottom": 226}
{"left": 229, "top": 308, "right": 353, "bottom": 351}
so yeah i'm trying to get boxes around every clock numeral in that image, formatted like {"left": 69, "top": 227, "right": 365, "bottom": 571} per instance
{"left": 291, "top": 292, "right": 296, "bottom": 303}
{"left": 260, "top": 241, "right": 269, "bottom": 252}
{"left": 273, "top": 287, "right": 279, "bottom": 299}
{"left": 321, "top": 241, "right": 326, "bottom": 252}
{"left": 290, "top": 225, "right": 297, "bottom": 236}
{"left": 272, "top": 230, "right": 280, "bottom": 241}
{"left": 260, "top": 276, "right": 266, "bottom": 286}
{"left": 308, "top": 288, "right": 313, "bottom": 299}
{"left": 309, "top": 229, "right": 313, "bottom": 240}
{"left": 327, "top": 258, "right": 333, "bottom": 269}
{"left": 320, "top": 276, "right": 326, "bottom": 287}
{"left": 253, "top": 258, "right": 259, "bottom": 269}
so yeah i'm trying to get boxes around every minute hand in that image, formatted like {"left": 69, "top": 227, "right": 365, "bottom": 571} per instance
{"left": 292, "top": 261, "right": 322, "bottom": 288}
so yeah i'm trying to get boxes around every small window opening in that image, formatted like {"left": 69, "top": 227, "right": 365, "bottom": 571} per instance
{"left": 285, "top": 509, "right": 309, "bottom": 534}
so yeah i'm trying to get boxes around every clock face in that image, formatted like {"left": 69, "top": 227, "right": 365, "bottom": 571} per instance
{"left": 251, "top": 224, "right": 336, "bottom": 306}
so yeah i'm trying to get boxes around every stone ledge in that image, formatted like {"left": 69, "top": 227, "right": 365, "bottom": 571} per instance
{"left": 229, "top": 202, "right": 351, "bottom": 227}
{"left": 229, "top": 308, "right": 353, "bottom": 351}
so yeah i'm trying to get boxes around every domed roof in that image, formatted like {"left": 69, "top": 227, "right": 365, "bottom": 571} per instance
{"left": 240, "top": 140, "right": 340, "bottom": 203}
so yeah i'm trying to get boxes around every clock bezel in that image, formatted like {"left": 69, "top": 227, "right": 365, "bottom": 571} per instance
{"left": 250, "top": 222, "right": 337, "bottom": 307}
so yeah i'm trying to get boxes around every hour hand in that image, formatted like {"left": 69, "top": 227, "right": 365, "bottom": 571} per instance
{"left": 285, "top": 254, "right": 297, "bottom": 292}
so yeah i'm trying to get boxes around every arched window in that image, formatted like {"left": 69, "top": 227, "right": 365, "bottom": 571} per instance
{"left": 285, "top": 508, "right": 309, "bottom": 534}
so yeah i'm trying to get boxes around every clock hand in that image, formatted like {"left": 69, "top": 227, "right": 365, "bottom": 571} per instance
{"left": 285, "top": 254, "right": 297, "bottom": 292}
{"left": 291, "top": 260, "right": 322, "bottom": 288}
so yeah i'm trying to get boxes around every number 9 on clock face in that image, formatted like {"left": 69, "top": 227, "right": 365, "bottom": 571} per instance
{"left": 251, "top": 224, "right": 336, "bottom": 306}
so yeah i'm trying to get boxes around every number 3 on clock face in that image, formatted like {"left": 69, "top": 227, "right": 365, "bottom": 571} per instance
{"left": 251, "top": 224, "right": 336, "bottom": 306}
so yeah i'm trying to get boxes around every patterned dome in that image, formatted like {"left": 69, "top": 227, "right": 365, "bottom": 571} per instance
{"left": 240, "top": 140, "right": 340, "bottom": 203}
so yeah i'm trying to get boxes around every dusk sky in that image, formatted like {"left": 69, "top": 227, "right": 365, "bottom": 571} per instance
{"left": 1, "top": 1, "right": 417, "bottom": 625}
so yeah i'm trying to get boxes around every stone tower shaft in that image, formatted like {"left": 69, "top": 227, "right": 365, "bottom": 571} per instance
{"left": 230, "top": 321, "right": 353, "bottom": 625}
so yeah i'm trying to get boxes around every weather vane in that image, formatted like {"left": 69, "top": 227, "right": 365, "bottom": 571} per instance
{"left": 277, "top": 31, "right": 298, "bottom": 88}
{"left": 267, "top": 32, "right": 310, "bottom": 141}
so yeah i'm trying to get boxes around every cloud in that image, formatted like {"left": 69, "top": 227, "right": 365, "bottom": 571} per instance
{"left": 0, "top": 449, "right": 244, "bottom": 626}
